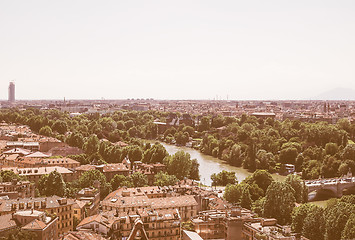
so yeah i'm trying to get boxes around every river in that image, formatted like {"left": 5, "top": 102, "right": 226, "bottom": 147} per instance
{"left": 149, "top": 141, "right": 338, "bottom": 207}
{"left": 150, "top": 141, "right": 285, "bottom": 186}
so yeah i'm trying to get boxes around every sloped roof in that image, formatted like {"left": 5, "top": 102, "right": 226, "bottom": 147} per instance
{"left": 22, "top": 219, "right": 47, "bottom": 230}
{"left": 0, "top": 214, "right": 17, "bottom": 232}
{"left": 61, "top": 230, "right": 106, "bottom": 240}
{"left": 25, "top": 151, "right": 50, "bottom": 158}
{"left": 3, "top": 148, "right": 31, "bottom": 155}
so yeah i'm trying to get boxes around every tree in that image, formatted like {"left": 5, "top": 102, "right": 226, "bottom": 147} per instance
{"left": 154, "top": 172, "right": 178, "bottom": 186}
{"left": 341, "top": 144, "right": 355, "bottom": 160}
{"left": 52, "top": 120, "right": 68, "bottom": 134}
{"left": 39, "top": 125, "right": 53, "bottom": 136}
{"left": 252, "top": 197, "right": 265, "bottom": 217}
{"left": 342, "top": 213, "right": 355, "bottom": 240}
{"left": 302, "top": 160, "right": 321, "bottom": 180}
{"left": 279, "top": 147, "right": 298, "bottom": 164}
{"left": 263, "top": 182, "right": 296, "bottom": 225}
{"left": 66, "top": 132, "right": 84, "bottom": 148}
{"left": 285, "top": 174, "right": 308, "bottom": 203}
{"left": 224, "top": 184, "right": 242, "bottom": 203}
{"left": 255, "top": 150, "right": 276, "bottom": 172}
{"left": 325, "top": 142, "right": 338, "bottom": 156}
{"left": 78, "top": 170, "right": 111, "bottom": 199}
{"left": 302, "top": 205, "right": 325, "bottom": 240}
{"left": 143, "top": 142, "right": 168, "bottom": 163}
{"left": 243, "top": 170, "right": 273, "bottom": 195}
{"left": 291, "top": 203, "right": 315, "bottom": 233}
{"left": 164, "top": 151, "right": 192, "bottom": 180}
{"left": 38, "top": 171, "right": 66, "bottom": 197}
{"left": 182, "top": 126, "right": 195, "bottom": 136}
{"left": 128, "top": 145, "right": 143, "bottom": 162}
{"left": 337, "top": 118, "right": 351, "bottom": 133}
{"left": 189, "top": 159, "right": 200, "bottom": 180}
{"left": 0, "top": 170, "right": 24, "bottom": 182}
{"left": 321, "top": 155, "right": 341, "bottom": 178}
{"left": 324, "top": 201, "right": 355, "bottom": 240}
{"left": 129, "top": 172, "right": 148, "bottom": 187}
{"left": 228, "top": 144, "right": 243, "bottom": 167}
{"left": 84, "top": 135, "right": 100, "bottom": 155}
{"left": 198, "top": 116, "right": 210, "bottom": 131}
{"left": 240, "top": 186, "right": 252, "bottom": 210}
{"left": 211, "top": 171, "right": 237, "bottom": 186}
{"left": 111, "top": 174, "right": 127, "bottom": 190}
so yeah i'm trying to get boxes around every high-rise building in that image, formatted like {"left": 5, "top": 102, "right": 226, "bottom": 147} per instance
{"left": 8, "top": 81, "right": 15, "bottom": 102}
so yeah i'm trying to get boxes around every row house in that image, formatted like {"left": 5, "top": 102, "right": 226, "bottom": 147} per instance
{"left": 0, "top": 210, "right": 58, "bottom": 240}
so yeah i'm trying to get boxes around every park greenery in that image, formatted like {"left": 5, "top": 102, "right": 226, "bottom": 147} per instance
{"left": 291, "top": 195, "right": 355, "bottom": 240}
{"left": 1, "top": 108, "right": 355, "bottom": 239}
{"left": 222, "top": 169, "right": 354, "bottom": 240}
{"left": 1, "top": 109, "right": 354, "bottom": 180}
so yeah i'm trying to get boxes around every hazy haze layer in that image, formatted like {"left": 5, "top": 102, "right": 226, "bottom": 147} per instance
{"left": 1, "top": 0, "right": 355, "bottom": 100}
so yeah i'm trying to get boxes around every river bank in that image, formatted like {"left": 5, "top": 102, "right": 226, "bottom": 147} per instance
{"left": 146, "top": 140, "right": 286, "bottom": 186}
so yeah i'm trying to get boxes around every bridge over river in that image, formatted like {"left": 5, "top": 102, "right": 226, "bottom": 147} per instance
{"left": 305, "top": 177, "right": 355, "bottom": 198}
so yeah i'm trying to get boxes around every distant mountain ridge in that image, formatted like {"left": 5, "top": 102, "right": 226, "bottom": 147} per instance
{"left": 315, "top": 88, "right": 355, "bottom": 100}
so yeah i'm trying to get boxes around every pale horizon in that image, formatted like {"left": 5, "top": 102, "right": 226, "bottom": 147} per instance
{"left": 1, "top": 1, "right": 355, "bottom": 100}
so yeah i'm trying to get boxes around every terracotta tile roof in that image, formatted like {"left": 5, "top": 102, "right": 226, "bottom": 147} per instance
{"left": 0, "top": 196, "right": 75, "bottom": 213}
{"left": 77, "top": 213, "right": 116, "bottom": 228}
{"left": 75, "top": 165, "right": 96, "bottom": 171}
{"left": 102, "top": 163, "right": 129, "bottom": 172}
{"left": 22, "top": 219, "right": 47, "bottom": 230}
{"left": 150, "top": 196, "right": 198, "bottom": 209}
{"left": 104, "top": 195, "right": 150, "bottom": 208}
{"left": 3, "top": 148, "right": 31, "bottom": 155}
{"left": 0, "top": 214, "right": 17, "bottom": 232}
{"left": 5, "top": 154, "right": 19, "bottom": 161}
{"left": 0, "top": 166, "right": 73, "bottom": 176}
{"left": 61, "top": 230, "right": 106, "bottom": 240}
{"left": 24, "top": 152, "right": 50, "bottom": 158}
{"left": 73, "top": 200, "right": 86, "bottom": 209}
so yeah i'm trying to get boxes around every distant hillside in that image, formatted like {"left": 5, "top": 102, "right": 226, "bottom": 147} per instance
{"left": 315, "top": 88, "right": 355, "bottom": 100}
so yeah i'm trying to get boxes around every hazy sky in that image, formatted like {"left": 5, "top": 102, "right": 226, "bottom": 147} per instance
{"left": 1, "top": 0, "right": 355, "bottom": 100}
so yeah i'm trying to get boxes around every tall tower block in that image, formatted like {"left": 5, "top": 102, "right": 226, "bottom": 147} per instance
{"left": 8, "top": 81, "right": 15, "bottom": 102}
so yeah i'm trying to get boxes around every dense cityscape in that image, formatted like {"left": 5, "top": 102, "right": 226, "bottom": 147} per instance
{"left": 2, "top": 1, "right": 355, "bottom": 239}
{"left": 0, "top": 82, "right": 353, "bottom": 240}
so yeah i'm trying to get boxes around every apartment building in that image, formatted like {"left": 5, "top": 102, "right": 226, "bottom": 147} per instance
{"left": 0, "top": 210, "right": 58, "bottom": 240}
{"left": 76, "top": 187, "right": 100, "bottom": 217}
{"left": 0, "top": 166, "right": 76, "bottom": 184}
{"left": 242, "top": 218, "right": 309, "bottom": 240}
{"left": 102, "top": 186, "right": 197, "bottom": 221}
{"left": 77, "top": 208, "right": 181, "bottom": 240}
{"left": 0, "top": 196, "right": 75, "bottom": 237}
{"left": 191, "top": 208, "right": 258, "bottom": 240}
{"left": 5, "top": 157, "right": 80, "bottom": 169}
{"left": 75, "top": 163, "right": 129, "bottom": 181}
{"left": 0, "top": 179, "right": 35, "bottom": 199}
{"left": 6, "top": 141, "right": 39, "bottom": 152}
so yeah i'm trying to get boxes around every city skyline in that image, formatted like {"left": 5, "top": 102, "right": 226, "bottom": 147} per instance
{"left": 1, "top": 1, "right": 355, "bottom": 100}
